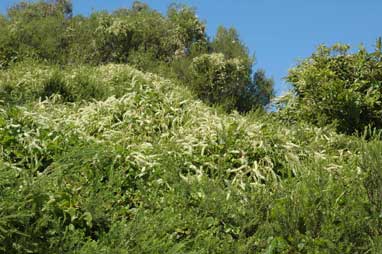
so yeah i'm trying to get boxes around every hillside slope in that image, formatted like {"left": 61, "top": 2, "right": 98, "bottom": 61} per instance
{"left": 1, "top": 63, "right": 381, "bottom": 253}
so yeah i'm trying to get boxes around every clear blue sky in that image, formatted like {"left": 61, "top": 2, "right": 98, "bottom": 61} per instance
{"left": 1, "top": 0, "right": 381, "bottom": 95}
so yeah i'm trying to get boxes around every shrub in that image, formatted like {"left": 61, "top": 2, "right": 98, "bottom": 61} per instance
{"left": 41, "top": 71, "right": 73, "bottom": 101}
{"left": 286, "top": 42, "right": 382, "bottom": 134}
{"left": 0, "top": 62, "right": 381, "bottom": 253}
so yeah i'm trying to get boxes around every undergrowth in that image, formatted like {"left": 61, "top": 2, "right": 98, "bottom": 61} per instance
{"left": 0, "top": 63, "right": 381, "bottom": 253}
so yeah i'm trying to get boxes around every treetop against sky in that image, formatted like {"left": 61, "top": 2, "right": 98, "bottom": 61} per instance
{"left": 1, "top": 0, "right": 381, "bottom": 95}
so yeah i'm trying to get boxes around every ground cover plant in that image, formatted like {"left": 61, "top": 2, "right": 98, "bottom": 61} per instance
{"left": 0, "top": 1, "right": 382, "bottom": 253}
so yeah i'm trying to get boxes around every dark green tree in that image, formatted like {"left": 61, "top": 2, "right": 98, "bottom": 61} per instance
{"left": 131, "top": 1, "right": 149, "bottom": 12}
{"left": 211, "top": 26, "right": 251, "bottom": 63}
{"left": 210, "top": 26, "right": 274, "bottom": 112}
{"left": 237, "top": 69, "right": 275, "bottom": 112}
{"left": 3, "top": 0, "right": 71, "bottom": 64}
{"left": 190, "top": 53, "right": 251, "bottom": 111}
{"left": 55, "top": 0, "right": 73, "bottom": 19}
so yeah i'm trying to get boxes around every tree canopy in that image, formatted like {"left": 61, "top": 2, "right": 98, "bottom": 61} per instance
{"left": 286, "top": 42, "right": 382, "bottom": 134}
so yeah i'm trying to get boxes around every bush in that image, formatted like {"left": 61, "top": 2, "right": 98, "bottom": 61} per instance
{"left": 286, "top": 42, "right": 382, "bottom": 134}
{"left": 0, "top": 62, "right": 381, "bottom": 253}
{"left": 41, "top": 71, "right": 73, "bottom": 101}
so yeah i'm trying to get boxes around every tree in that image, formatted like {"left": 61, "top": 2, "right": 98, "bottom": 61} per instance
{"left": 0, "top": 0, "right": 273, "bottom": 113}
{"left": 237, "top": 69, "right": 274, "bottom": 112}
{"left": 209, "top": 26, "right": 274, "bottom": 112}
{"left": 55, "top": 0, "right": 73, "bottom": 19}
{"left": 167, "top": 4, "right": 208, "bottom": 55}
{"left": 0, "top": 15, "right": 13, "bottom": 68}
{"left": 64, "top": 13, "right": 102, "bottom": 64}
{"left": 286, "top": 41, "right": 382, "bottom": 134}
{"left": 4, "top": 0, "right": 71, "bottom": 64}
{"left": 7, "top": 0, "right": 70, "bottom": 19}
{"left": 190, "top": 53, "right": 251, "bottom": 111}
{"left": 93, "top": 8, "right": 171, "bottom": 64}
{"left": 131, "top": 1, "right": 149, "bottom": 12}
{"left": 211, "top": 26, "right": 251, "bottom": 63}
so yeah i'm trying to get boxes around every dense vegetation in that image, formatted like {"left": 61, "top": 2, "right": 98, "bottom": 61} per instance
{"left": 286, "top": 43, "right": 382, "bottom": 135}
{"left": 0, "top": 0, "right": 273, "bottom": 112}
{"left": 0, "top": 1, "right": 381, "bottom": 253}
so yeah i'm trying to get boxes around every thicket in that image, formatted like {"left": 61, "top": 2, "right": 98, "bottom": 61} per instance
{"left": 1, "top": 63, "right": 382, "bottom": 253}
{"left": 0, "top": 1, "right": 382, "bottom": 253}
{"left": 0, "top": 0, "right": 274, "bottom": 112}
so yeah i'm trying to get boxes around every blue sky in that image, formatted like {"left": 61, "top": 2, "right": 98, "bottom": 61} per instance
{"left": 1, "top": 0, "right": 381, "bottom": 95}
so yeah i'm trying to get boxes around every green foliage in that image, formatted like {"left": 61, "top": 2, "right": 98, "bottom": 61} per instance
{"left": 64, "top": 13, "right": 101, "bottom": 64}
{"left": 2, "top": 1, "right": 379, "bottom": 253}
{"left": 212, "top": 26, "right": 251, "bottom": 62}
{"left": 90, "top": 2, "right": 208, "bottom": 67}
{"left": 206, "top": 26, "right": 275, "bottom": 111}
{"left": 0, "top": 17, "right": 14, "bottom": 69}
{"left": 167, "top": 4, "right": 207, "bottom": 51}
{"left": 0, "top": 63, "right": 381, "bottom": 253}
{"left": 93, "top": 8, "right": 170, "bottom": 63}
{"left": 5, "top": 0, "right": 70, "bottom": 63}
{"left": 362, "top": 141, "right": 382, "bottom": 230}
{"left": 189, "top": 53, "right": 273, "bottom": 112}
{"left": 190, "top": 53, "right": 251, "bottom": 111}
{"left": 237, "top": 69, "right": 275, "bottom": 112}
{"left": 0, "top": 0, "right": 272, "bottom": 112}
{"left": 286, "top": 42, "right": 382, "bottom": 134}
{"left": 41, "top": 71, "right": 73, "bottom": 101}
{"left": 0, "top": 63, "right": 122, "bottom": 106}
